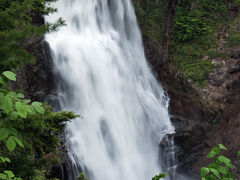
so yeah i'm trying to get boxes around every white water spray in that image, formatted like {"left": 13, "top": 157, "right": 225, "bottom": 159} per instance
{"left": 45, "top": 0, "right": 175, "bottom": 179}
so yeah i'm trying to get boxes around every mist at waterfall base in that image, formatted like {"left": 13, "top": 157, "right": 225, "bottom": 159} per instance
{"left": 45, "top": 0, "right": 189, "bottom": 179}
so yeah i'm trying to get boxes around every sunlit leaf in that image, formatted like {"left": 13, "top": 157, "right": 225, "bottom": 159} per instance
{"left": 210, "top": 168, "right": 220, "bottom": 178}
{"left": 10, "top": 112, "right": 18, "bottom": 120}
{"left": 16, "top": 102, "right": 27, "bottom": 118}
{"left": 1, "top": 95, "right": 13, "bottom": 114}
{"left": 26, "top": 105, "right": 36, "bottom": 115}
{"left": 23, "top": 99, "right": 31, "bottom": 104}
{"left": 218, "top": 166, "right": 227, "bottom": 175}
{"left": 0, "top": 173, "right": 7, "bottom": 179}
{"left": 16, "top": 93, "right": 24, "bottom": 99}
{"left": 207, "top": 150, "right": 216, "bottom": 159}
{"left": 4, "top": 170, "right": 15, "bottom": 178}
{"left": 218, "top": 144, "right": 227, "bottom": 150}
{"left": 3, "top": 71, "right": 16, "bottom": 81}
{"left": 201, "top": 167, "right": 210, "bottom": 177}
{"left": 7, "top": 91, "right": 16, "bottom": 98}
{"left": 31, "top": 101, "right": 45, "bottom": 114}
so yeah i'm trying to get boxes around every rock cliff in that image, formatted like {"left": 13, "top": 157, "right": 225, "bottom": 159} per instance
{"left": 134, "top": 0, "right": 240, "bottom": 177}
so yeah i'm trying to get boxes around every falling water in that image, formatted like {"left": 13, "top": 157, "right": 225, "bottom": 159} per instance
{"left": 45, "top": 0, "right": 175, "bottom": 179}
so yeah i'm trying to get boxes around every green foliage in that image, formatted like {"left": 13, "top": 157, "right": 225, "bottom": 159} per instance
{"left": 76, "top": 173, "right": 89, "bottom": 180}
{"left": 0, "top": 170, "right": 21, "bottom": 180}
{"left": 201, "top": 144, "right": 240, "bottom": 180}
{"left": 133, "top": 0, "right": 168, "bottom": 43}
{"left": 169, "top": 0, "right": 240, "bottom": 86}
{"left": 173, "top": 0, "right": 227, "bottom": 42}
{"left": 171, "top": 39, "right": 216, "bottom": 86}
{"left": 227, "top": 33, "right": 240, "bottom": 47}
{"left": 0, "top": 71, "right": 77, "bottom": 179}
{"left": 174, "top": 14, "right": 210, "bottom": 41}
{"left": 0, "top": 0, "right": 70, "bottom": 179}
{"left": 152, "top": 173, "right": 167, "bottom": 180}
{"left": 0, "top": 0, "right": 65, "bottom": 71}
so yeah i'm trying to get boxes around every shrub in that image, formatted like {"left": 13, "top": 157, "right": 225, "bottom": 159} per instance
{"left": 201, "top": 144, "right": 240, "bottom": 180}
{"left": 0, "top": 71, "right": 77, "bottom": 179}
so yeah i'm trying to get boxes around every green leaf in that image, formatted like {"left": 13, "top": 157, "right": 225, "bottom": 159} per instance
{"left": 3, "top": 71, "right": 16, "bottom": 81}
{"left": 0, "top": 95, "right": 13, "bottom": 114}
{"left": 213, "top": 147, "right": 221, "bottom": 154}
{"left": 26, "top": 105, "right": 36, "bottom": 115}
{"left": 5, "top": 158, "right": 11, "bottom": 163}
{"left": 207, "top": 150, "right": 217, "bottom": 159}
{"left": 0, "top": 76, "right": 7, "bottom": 85}
{"left": 15, "top": 102, "right": 27, "bottom": 118}
{"left": 237, "top": 151, "right": 240, "bottom": 157}
{"left": 0, "top": 173, "right": 7, "bottom": 179}
{"left": 6, "top": 136, "right": 16, "bottom": 152}
{"left": 31, "top": 102, "right": 45, "bottom": 114}
{"left": 210, "top": 168, "right": 220, "bottom": 178}
{"left": 208, "top": 162, "right": 217, "bottom": 169}
{"left": 152, "top": 173, "right": 167, "bottom": 180}
{"left": 10, "top": 112, "right": 18, "bottom": 120}
{"left": 16, "top": 93, "right": 24, "bottom": 99}
{"left": 8, "top": 128, "right": 18, "bottom": 136}
{"left": 3, "top": 171, "right": 14, "bottom": 178}
{"left": 7, "top": 91, "right": 16, "bottom": 99}
{"left": 31, "top": 102, "right": 42, "bottom": 106}
{"left": 0, "top": 128, "right": 9, "bottom": 140}
{"left": 23, "top": 99, "right": 31, "bottom": 104}
{"left": 13, "top": 136, "right": 24, "bottom": 148}
{"left": 218, "top": 155, "right": 231, "bottom": 164}
{"left": 218, "top": 166, "right": 228, "bottom": 175}
{"left": 201, "top": 167, "right": 210, "bottom": 177}
{"left": 219, "top": 144, "right": 227, "bottom": 150}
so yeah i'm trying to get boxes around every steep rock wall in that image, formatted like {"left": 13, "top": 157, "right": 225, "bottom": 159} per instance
{"left": 134, "top": 0, "right": 240, "bottom": 177}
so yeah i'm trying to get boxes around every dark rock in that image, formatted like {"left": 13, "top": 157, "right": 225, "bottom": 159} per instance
{"left": 209, "top": 67, "right": 229, "bottom": 86}
{"left": 230, "top": 49, "right": 240, "bottom": 59}
{"left": 15, "top": 35, "right": 57, "bottom": 101}
{"left": 14, "top": 13, "right": 74, "bottom": 180}
{"left": 51, "top": 162, "right": 79, "bottom": 180}
{"left": 33, "top": 91, "right": 46, "bottom": 102}
{"left": 45, "top": 94, "right": 61, "bottom": 111}
{"left": 229, "top": 61, "right": 240, "bottom": 74}
{"left": 142, "top": 36, "right": 164, "bottom": 68}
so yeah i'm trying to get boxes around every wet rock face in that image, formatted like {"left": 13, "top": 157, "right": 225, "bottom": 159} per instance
{"left": 140, "top": 12, "right": 240, "bottom": 177}
{"left": 15, "top": 35, "right": 57, "bottom": 102}
{"left": 13, "top": 14, "right": 74, "bottom": 180}
{"left": 153, "top": 52, "right": 240, "bottom": 177}
{"left": 209, "top": 67, "right": 230, "bottom": 86}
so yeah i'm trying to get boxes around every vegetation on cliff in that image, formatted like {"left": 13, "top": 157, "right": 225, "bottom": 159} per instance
{"left": 134, "top": 0, "right": 240, "bottom": 178}
{"left": 134, "top": 0, "right": 240, "bottom": 86}
{"left": 170, "top": 0, "right": 240, "bottom": 87}
{"left": 0, "top": 0, "right": 75, "bottom": 179}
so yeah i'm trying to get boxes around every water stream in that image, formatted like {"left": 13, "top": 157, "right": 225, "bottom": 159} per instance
{"left": 45, "top": 0, "right": 175, "bottom": 179}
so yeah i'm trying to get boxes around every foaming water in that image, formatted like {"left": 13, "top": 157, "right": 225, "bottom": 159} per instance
{"left": 45, "top": 0, "right": 174, "bottom": 179}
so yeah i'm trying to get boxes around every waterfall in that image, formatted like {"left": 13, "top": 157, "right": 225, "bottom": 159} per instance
{"left": 45, "top": 0, "right": 175, "bottom": 179}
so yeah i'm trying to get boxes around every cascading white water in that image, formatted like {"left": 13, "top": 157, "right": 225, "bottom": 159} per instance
{"left": 45, "top": 0, "right": 175, "bottom": 179}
